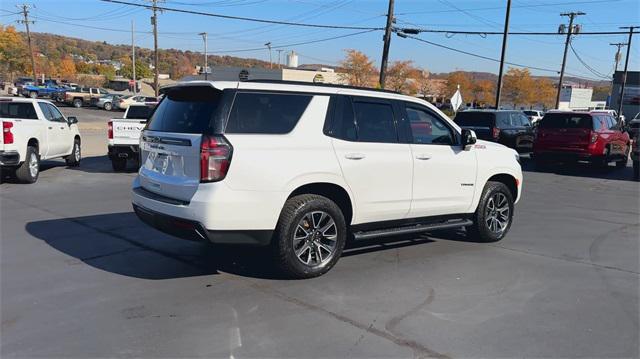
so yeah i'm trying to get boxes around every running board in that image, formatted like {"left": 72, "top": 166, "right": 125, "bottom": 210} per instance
{"left": 352, "top": 219, "right": 473, "bottom": 241}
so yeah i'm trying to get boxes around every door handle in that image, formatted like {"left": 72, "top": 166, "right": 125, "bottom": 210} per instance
{"left": 59, "top": 126, "right": 65, "bottom": 129}
{"left": 48, "top": 126, "right": 53, "bottom": 130}
{"left": 415, "top": 154, "right": 432, "bottom": 160}
{"left": 345, "top": 153, "right": 366, "bottom": 160}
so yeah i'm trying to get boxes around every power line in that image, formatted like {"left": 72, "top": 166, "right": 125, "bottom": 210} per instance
{"left": 395, "top": 0, "right": 621, "bottom": 16}
{"left": 397, "top": 33, "right": 605, "bottom": 82}
{"left": 569, "top": 42, "right": 611, "bottom": 79}
{"left": 396, "top": 28, "right": 639, "bottom": 36}
{"left": 99, "top": 0, "right": 384, "bottom": 30}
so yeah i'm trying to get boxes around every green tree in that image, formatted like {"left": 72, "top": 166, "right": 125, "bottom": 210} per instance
{"left": 120, "top": 62, "right": 152, "bottom": 80}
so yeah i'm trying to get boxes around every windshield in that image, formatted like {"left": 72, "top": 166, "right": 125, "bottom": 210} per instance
{"left": 126, "top": 106, "right": 154, "bottom": 119}
{"left": 454, "top": 112, "right": 495, "bottom": 127}
{"left": 539, "top": 113, "right": 593, "bottom": 129}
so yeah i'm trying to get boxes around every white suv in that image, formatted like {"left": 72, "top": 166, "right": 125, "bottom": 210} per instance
{"left": 132, "top": 81, "right": 522, "bottom": 278}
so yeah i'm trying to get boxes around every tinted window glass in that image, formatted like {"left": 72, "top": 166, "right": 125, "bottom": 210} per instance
{"left": 496, "top": 113, "right": 511, "bottom": 128}
{"left": 523, "top": 111, "right": 536, "bottom": 116}
{"left": 2, "top": 102, "right": 38, "bottom": 119}
{"left": 519, "top": 114, "right": 531, "bottom": 126}
{"left": 126, "top": 105, "right": 153, "bottom": 119}
{"left": 539, "top": 113, "right": 593, "bottom": 129}
{"left": 46, "top": 104, "right": 65, "bottom": 122}
{"left": 225, "top": 92, "right": 311, "bottom": 134}
{"left": 147, "top": 86, "right": 223, "bottom": 133}
{"left": 406, "top": 106, "right": 454, "bottom": 145}
{"left": 37, "top": 103, "right": 54, "bottom": 120}
{"left": 353, "top": 101, "right": 397, "bottom": 143}
{"left": 454, "top": 112, "right": 495, "bottom": 127}
{"left": 328, "top": 96, "right": 357, "bottom": 141}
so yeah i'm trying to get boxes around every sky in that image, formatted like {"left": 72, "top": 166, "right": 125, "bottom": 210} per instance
{"left": 1, "top": 0, "right": 639, "bottom": 82}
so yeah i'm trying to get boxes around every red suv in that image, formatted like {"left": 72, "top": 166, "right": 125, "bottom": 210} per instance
{"left": 533, "top": 111, "right": 630, "bottom": 168}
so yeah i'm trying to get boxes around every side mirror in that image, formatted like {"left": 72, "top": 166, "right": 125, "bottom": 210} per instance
{"left": 461, "top": 129, "right": 477, "bottom": 150}
{"left": 68, "top": 116, "right": 78, "bottom": 125}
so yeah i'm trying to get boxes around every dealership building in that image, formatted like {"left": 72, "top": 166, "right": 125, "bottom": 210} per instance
{"left": 610, "top": 71, "right": 640, "bottom": 120}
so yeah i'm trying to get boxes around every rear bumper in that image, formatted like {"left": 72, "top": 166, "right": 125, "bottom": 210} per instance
{"left": 0, "top": 151, "right": 20, "bottom": 166}
{"left": 133, "top": 202, "right": 273, "bottom": 246}
{"left": 108, "top": 145, "right": 139, "bottom": 160}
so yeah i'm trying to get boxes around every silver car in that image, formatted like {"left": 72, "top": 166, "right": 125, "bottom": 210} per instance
{"left": 95, "top": 94, "right": 122, "bottom": 111}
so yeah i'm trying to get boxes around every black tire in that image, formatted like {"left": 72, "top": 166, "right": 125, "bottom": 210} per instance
{"left": 29, "top": 91, "right": 37, "bottom": 99}
{"left": 272, "top": 194, "right": 347, "bottom": 279}
{"left": 104, "top": 102, "right": 112, "bottom": 111}
{"left": 111, "top": 157, "right": 127, "bottom": 171}
{"left": 65, "top": 138, "right": 81, "bottom": 167}
{"left": 467, "top": 181, "right": 514, "bottom": 243}
{"left": 73, "top": 98, "right": 83, "bottom": 108}
{"left": 633, "top": 160, "right": 639, "bottom": 180}
{"left": 15, "top": 146, "right": 39, "bottom": 184}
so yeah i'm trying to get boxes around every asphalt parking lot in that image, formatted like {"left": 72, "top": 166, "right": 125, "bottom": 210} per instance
{"left": 1, "top": 107, "right": 638, "bottom": 358}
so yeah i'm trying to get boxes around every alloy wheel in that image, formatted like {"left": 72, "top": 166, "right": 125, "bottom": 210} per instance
{"left": 485, "top": 192, "right": 510, "bottom": 235}
{"left": 293, "top": 211, "right": 338, "bottom": 266}
{"left": 28, "top": 152, "right": 38, "bottom": 178}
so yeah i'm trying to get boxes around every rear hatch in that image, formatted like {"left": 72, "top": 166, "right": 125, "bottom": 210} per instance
{"left": 537, "top": 113, "right": 593, "bottom": 151}
{"left": 454, "top": 112, "right": 495, "bottom": 140}
{"left": 138, "top": 84, "right": 229, "bottom": 202}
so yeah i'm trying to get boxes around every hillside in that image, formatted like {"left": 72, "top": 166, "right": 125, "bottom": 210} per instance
{"left": 431, "top": 70, "right": 610, "bottom": 88}
{"left": 28, "top": 31, "right": 272, "bottom": 79}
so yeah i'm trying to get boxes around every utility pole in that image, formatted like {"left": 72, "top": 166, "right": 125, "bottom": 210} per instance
{"left": 199, "top": 32, "right": 208, "bottom": 80}
{"left": 379, "top": 0, "right": 395, "bottom": 88}
{"left": 616, "top": 26, "right": 636, "bottom": 122}
{"left": 17, "top": 4, "right": 37, "bottom": 80}
{"left": 276, "top": 49, "right": 284, "bottom": 68}
{"left": 495, "top": 0, "right": 511, "bottom": 109}
{"left": 610, "top": 42, "right": 627, "bottom": 73}
{"left": 132, "top": 20, "right": 136, "bottom": 94}
{"left": 555, "top": 11, "right": 585, "bottom": 109}
{"left": 150, "top": 0, "right": 160, "bottom": 97}
{"left": 264, "top": 42, "right": 272, "bottom": 69}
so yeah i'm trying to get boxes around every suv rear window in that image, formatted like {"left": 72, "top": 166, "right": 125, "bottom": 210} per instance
{"left": 539, "top": 113, "right": 593, "bottom": 129}
{"left": 126, "top": 105, "right": 153, "bottom": 119}
{"left": 147, "top": 86, "right": 224, "bottom": 133}
{"left": 225, "top": 92, "right": 312, "bottom": 134}
{"left": 454, "top": 112, "right": 495, "bottom": 127}
{"left": 0, "top": 102, "right": 38, "bottom": 119}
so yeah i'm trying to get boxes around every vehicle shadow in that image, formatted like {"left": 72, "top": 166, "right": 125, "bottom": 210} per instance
{"left": 25, "top": 212, "right": 470, "bottom": 280}
{"left": 69, "top": 155, "right": 139, "bottom": 174}
{"left": 521, "top": 157, "right": 637, "bottom": 182}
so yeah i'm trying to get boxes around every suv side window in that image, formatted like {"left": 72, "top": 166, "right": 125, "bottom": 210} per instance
{"left": 325, "top": 95, "right": 357, "bottom": 141}
{"left": 225, "top": 92, "right": 312, "bottom": 134}
{"left": 352, "top": 99, "right": 398, "bottom": 143}
{"left": 37, "top": 103, "right": 55, "bottom": 121}
{"left": 495, "top": 113, "right": 510, "bottom": 128}
{"left": 405, "top": 106, "right": 454, "bottom": 145}
{"left": 46, "top": 104, "right": 66, "bottom": 122}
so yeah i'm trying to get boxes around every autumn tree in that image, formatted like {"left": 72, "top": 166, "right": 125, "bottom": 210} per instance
{"left": 532, "top": 78, "right": 556, "bottom": 109}
{"left": 339, "top": 49, "right": 377, "bottom": 87}
{"left": 386, "top": 60, "right": 419, "bottom": 94}
{"left": 0, "top": 25, "right": 29, "bottom": 80}
{"left": 120, "top": 61, "right": 152, "bottom": 80}
{"left": 471, "top": 79, "right": 496, "bottom": 107}
{"left": 59, "top": 57, "right": 76, "bottom": 79}
{"left": 445, "top": 71, "right": 473, "bottom": 103}
{"left": 413, "top": 68, "right": 432, "bottom": 99}
{"left": 502, "top": 67, "right": 535, "bottom": 109}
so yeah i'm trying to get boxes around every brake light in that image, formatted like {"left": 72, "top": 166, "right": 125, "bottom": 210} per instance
{"left": 590, "top": 131, "right": 598, "bottom": 143}
{"left": 2, "top": 121, "right": 14, "bottom": 144}
{"left": 492, "top": 127, "right": 500, "bottom": 140}
{"left": 200, "top": 135, "right": 232, "bottom": 182}
{"left": 108, "top": 121, "right": 113, "bottom": 139}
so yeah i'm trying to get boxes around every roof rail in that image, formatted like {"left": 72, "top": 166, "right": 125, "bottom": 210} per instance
{"left": 243, "top": 79, "right": 401, "bottom": 95}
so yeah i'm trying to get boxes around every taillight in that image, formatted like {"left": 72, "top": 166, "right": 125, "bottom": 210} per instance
{"left": 590, "top": 131, "right": 598, "bottom": 143}
{"left": 108, "top": 121, "right": 113, "bottom": 139}
{"left": 3, "top": 121, "right": 14, "bottom": 144}
{"left": 492, "top": 127, "right": 500, "bottom": 140}
{"left": 200, "top": 135, "right": 232, "bottom": 182}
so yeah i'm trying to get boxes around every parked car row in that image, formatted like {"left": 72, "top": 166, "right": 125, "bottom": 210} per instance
{"left": 454, "top": 109, "right": 632, "bottom": 172}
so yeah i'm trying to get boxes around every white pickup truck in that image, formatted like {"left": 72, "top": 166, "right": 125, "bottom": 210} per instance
{"left": 107, "top": 104, "right": 154, "bottom": 171}
{"left": 0, "top": 97, "right": 81, "bottom": 183}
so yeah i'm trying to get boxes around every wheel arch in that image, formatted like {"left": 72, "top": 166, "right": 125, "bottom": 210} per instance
{"left": 287, "top": 182, "right": 354, "bottom": 226}
{"left": 487, "top": 173, "right": 518, "bottom": 200}
{"left": 27, "top": 137, "right": 39, "bottom": 156}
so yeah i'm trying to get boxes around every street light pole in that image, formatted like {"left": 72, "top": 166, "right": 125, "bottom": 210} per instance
{"left": 199, "top": 32, "right": 208, "bottom": 80}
